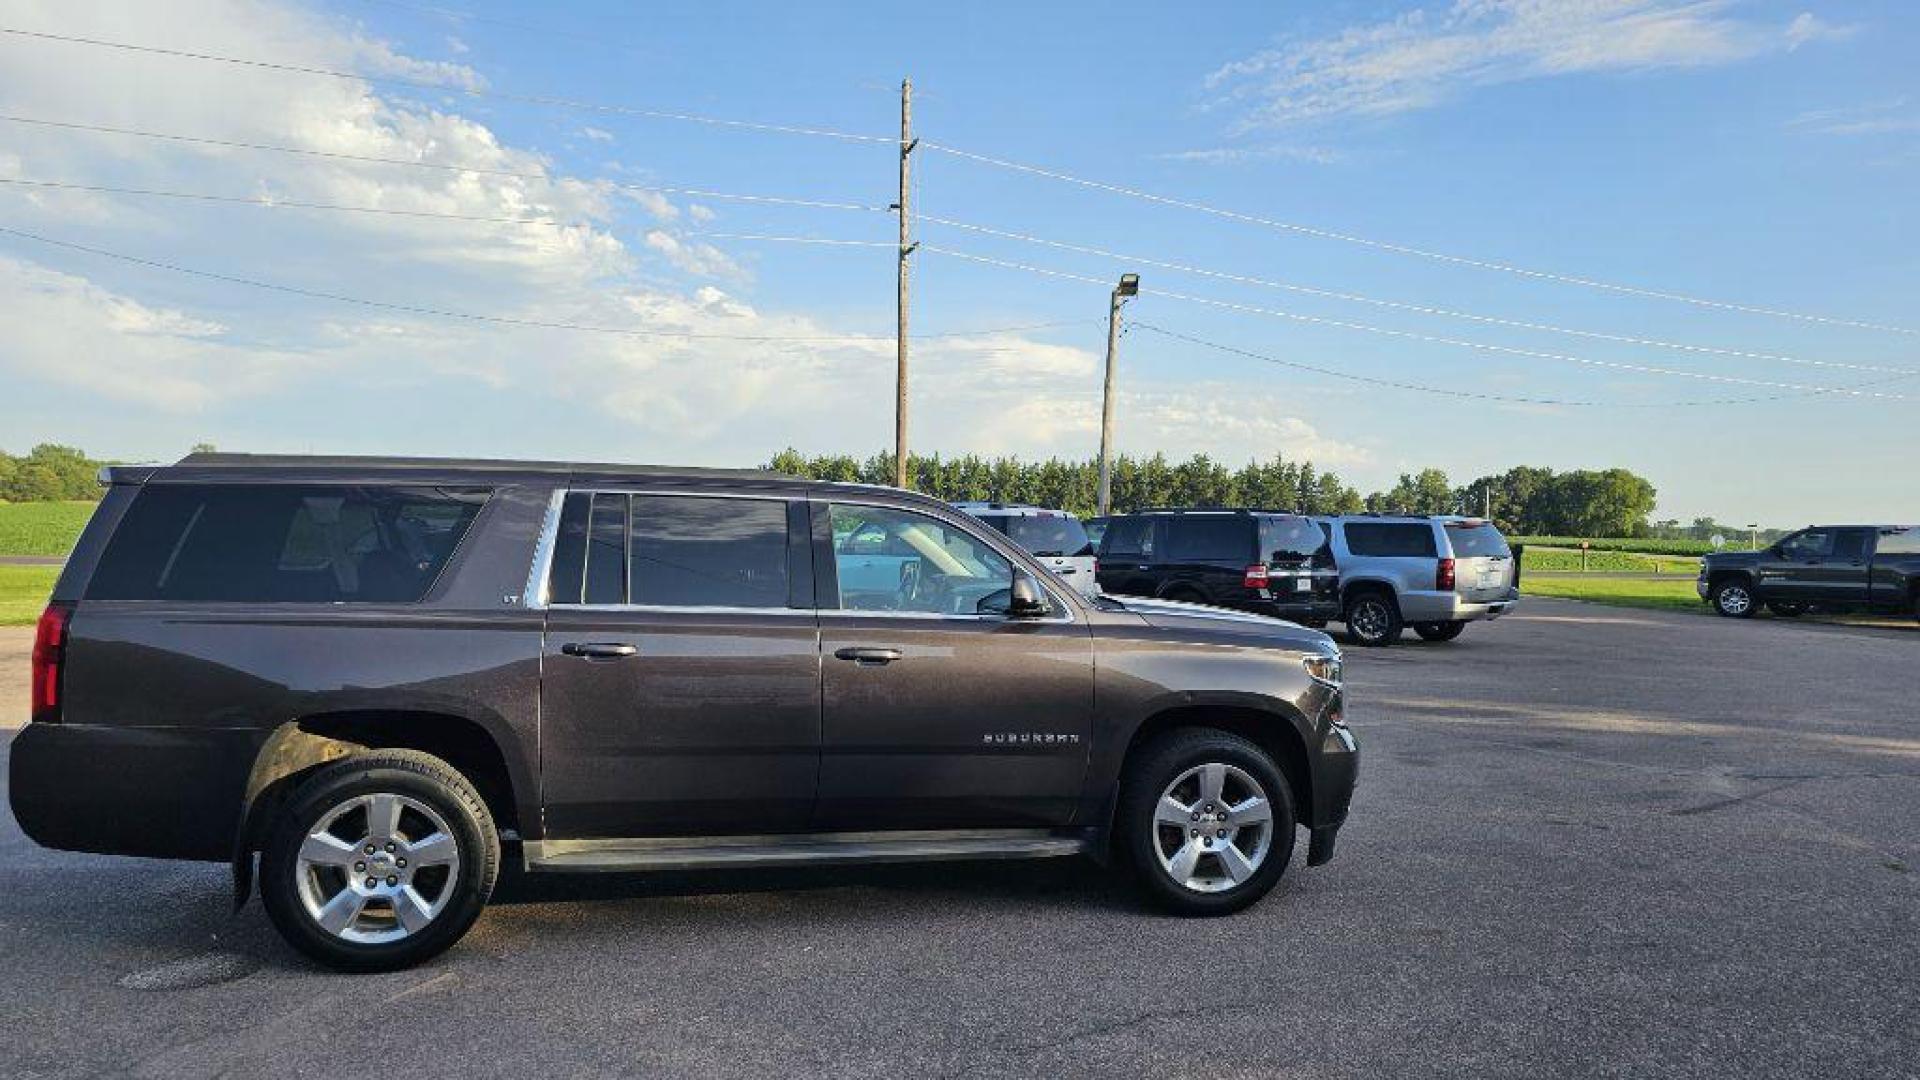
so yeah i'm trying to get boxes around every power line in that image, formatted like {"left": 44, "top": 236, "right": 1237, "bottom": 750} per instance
{"left": 0, "top": 27, "right": 894, "bottom": 144}
{"left": 1130, "top": 323, "right": 1907, "bottom": 409}
{"left": 0, "top": 224, "right": 1081, "bottom": 343}
{"left": 922, "top": 141, "right": 1916, "bottom": 337}
{"left": 917, "top": 214, "right": 1916, "bottom": 377}
{"left": 919, "top": 244, "right": 1912, "bottom": 402}
{"left": 683, "top": 231, "right": 894, "bottom": 248}
{"left": 0, "top": 114, "right": 890, "bottom": 213}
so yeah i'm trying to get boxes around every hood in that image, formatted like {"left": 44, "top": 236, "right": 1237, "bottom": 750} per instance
{"left": 1098, "top": 594, "right": 1335, "bottom": 652}
{"left": 1702, "top": 550, "right": 1762, "bottom": 568}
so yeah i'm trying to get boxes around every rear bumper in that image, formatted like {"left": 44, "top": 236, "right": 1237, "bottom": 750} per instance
{"left": 1241, "top": 595, "right": 1343, "bottom": 623}
{"left": 8, "top": 723, "right": 262, "bottom": 861}
{"left": 1399, "top": 589, "right": 1519, "bottom": 623}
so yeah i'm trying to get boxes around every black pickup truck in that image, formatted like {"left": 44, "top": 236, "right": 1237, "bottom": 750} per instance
{"left": 1699, "top": 525, "right": 1920, "bottom": 620}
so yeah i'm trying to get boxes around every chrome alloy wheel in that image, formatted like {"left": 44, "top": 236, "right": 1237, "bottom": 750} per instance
{"left": 1349, "top": 598, "right": 1392, "bottom": 641}
{"left": 1152, "top": 763, "right": 1274, "bottom": 894}
{"left": 295, "top": 793, "right": 461, "bottom": 944}
{"left": 1717, "top": 584, "right": 1753, "bottom": 616}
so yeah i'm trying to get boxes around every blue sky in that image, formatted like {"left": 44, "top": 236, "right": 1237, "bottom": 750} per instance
{"left": 0, "top": 0, "right": 1913, "bottom": 525}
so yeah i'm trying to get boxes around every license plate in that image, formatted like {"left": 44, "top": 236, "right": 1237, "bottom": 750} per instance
{"left": 1294, "top": 577, "right": 1312, "bottom": 592}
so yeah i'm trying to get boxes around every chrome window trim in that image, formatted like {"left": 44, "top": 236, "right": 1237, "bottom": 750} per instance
{"left": 561, "top": 603, "right": 814, "bottom": 616}
{"left": 521, "top": 489, "right": 566, "bottom": 610}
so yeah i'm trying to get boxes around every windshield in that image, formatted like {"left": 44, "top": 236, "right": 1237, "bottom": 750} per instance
{"left": 980, "top": 513, "right": 1094, "bottom": 557}
{"left": 1446, "top": 522, "right": 1512, "bottom": 558}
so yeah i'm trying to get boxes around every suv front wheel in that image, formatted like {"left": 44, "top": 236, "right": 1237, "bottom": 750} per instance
{"left": 260, "top": 749, "right": 500, "bottom": 972}
{"left": 1120, "top": 729, "right": 1296, "bottom": 916}
{"left": 1343, "top": 589, "right": 1403, "bottom": 647}
{"left": 1710, "top": 579, "right": 1757, "bottom": 618}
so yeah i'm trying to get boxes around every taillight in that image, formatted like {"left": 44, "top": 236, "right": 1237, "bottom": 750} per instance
{"left": 30, "top": 603, "right": 72, "bottom": 724}
{"left": 1436, "top": 557, "right": 1456, "bottom": 591}
{"left": 1243, "top": 564, "right": 1270, "bottom": 590}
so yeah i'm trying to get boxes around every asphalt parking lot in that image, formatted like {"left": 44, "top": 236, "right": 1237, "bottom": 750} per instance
{"left": 2, "top": 598, "right": 1915, "bottom": 1079}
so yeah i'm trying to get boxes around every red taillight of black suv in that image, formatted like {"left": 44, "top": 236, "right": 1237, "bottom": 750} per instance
{"left": 1242, "top": 564, "right": 1270, "bottom": 590}
{"left": 30, "top": 603, "right": 72, "bottom": 724}
{"left": 1436, "top": 557, "right": 1456, "bottom": 592}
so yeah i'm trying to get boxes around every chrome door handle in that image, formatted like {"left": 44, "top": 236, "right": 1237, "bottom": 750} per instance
{"left": 562, "top": 642, "right": 639, "bottom": 659}
{"left": 834, "top": 646, "right": 903, "bottom": 666}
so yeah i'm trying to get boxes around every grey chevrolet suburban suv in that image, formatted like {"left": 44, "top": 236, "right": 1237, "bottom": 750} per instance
{"left": 13, "top": 454, "right": 1358, "bottom": 971}
{"left": 1315, "top": 515, "right": 1519, "bottom": 646}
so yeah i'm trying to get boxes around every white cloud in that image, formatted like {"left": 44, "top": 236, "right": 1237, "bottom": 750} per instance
{"left": 643, "top": 229, "right": 748, "bottom": 280}
{"left": 1207, "top": 1, "right": 1835, "bottom": 129}
{"left": 1155, "top": 144, "right": 1344, "bottom": 166}
{"left": 687, "top": 203, "right": 717, "bottom": 223}
{"left": 0, "top": 256, "right": 292, "bottom": 410}
{"left": 1787, "top": 98, "right": 1918, "bottom": 137}
{"left": 1784, "top": 12, "right": 1854, "bottom": 52}
{"left": 580, "top": 126, "right": 615, "bottom": 143}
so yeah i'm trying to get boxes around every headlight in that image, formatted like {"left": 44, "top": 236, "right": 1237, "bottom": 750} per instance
{"left": 1303, "top": 652, "right": 1342, "bottom": 688}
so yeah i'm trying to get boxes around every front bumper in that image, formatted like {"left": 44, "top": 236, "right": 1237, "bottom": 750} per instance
{"left": 1307, "top": 721, "right": 1358, "bottom": 865}
{"left": 8, "top": 722, "right": 263, "bottom": 861}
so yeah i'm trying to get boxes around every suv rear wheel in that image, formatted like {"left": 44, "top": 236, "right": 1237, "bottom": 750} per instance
{"left": 1120, "top": 729, "right": 1295, "bottom": 916}
{"left": 260, "top": 749, "right": 499, "bottom": 972}
{"left": 1343, "top": 589, "right": 1402, "bottom": 647}
{"left": 1413, "top": 621, "right": 1466, "bottom": 642}
{"left": 1711, "top": 579, "right": 1757, "bottom": 618}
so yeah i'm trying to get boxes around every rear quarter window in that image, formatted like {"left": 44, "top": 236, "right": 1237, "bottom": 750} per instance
{"left": 87, "top": 484, "right": 490, "bottom": 603}
{"left": 1344, "top": 522, "right": 1439, "bottom": 558}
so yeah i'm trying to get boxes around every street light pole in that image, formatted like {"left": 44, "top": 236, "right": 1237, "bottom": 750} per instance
{"left": 893, "top": 78, "right": 916, "bottom": 489}
{"left": 1096, "top": 273, "right": 1140, "bottom": 517}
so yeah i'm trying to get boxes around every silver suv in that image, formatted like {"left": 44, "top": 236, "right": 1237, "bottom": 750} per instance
{"left": 1315, "top": 515, "right": 1519, "bottom": 646}
{"left": 951, "top": 502, "right": 1098, "bottom": 595}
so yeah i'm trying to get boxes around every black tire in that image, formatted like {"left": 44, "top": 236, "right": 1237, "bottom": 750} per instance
{"left": 260, "top": 749, "right": 499, "bottom": 972}
{"left": 1710, "top": 579, "right": 1758, "bottom": 619}
{"left": 1343, "top": 589, "right": 1403, "bottom": 647}
{"left": 1766, "top": 602, "right": 1806, "bottom": 618}
{"left": 1413, "top": 620, "right": 1467, "bottom": 642}
{"left": 1120, "top": 729, "right": 1296, "bottom": 916}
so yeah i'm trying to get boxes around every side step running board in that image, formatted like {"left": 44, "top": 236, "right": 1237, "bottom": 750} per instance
{"left": 523, "top": 828, "right": 1093, "bottom": 873}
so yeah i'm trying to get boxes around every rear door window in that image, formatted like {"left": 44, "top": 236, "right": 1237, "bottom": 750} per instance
{"left": 1831, "top": 528, "right": 1873, "bottom": 562}
{"left": 1344, "top": 522, "right": 1439, "bottom": 558}
{"left": 1444, "top": 522, "right": 1512, "bottom": 559}
{"left": 1165, "top": 516, "right": 1252, "bottom": 562}
{"left": 548, "top": 492, "right": 796, "bottom": 608}
{"left": 1101, "top": 517, "right": 1155, "bottom": 559}
{"left": 88, "top": 484, "right": 489, "bottom": 603}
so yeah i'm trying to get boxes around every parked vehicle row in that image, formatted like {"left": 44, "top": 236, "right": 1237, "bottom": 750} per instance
{"left": 966, "top": 503, "right": 1519, "bottom": 647}
{"left": 1700, "top": 524, "right": 1920, "bottom": 621}
{"left": 14, "top": 455, "right": 1357, "bottom": 971}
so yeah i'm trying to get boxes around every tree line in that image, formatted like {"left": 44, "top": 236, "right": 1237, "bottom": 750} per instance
{"left": 766, "top": 450, "right": 1367, "bottom": 518}
{"left": 1370, "top": 466, "right": 1659, "bottom": 537}
{"left": 0, "top": 445, "right": 106, "bottom": 503}
{"left": 4, "top": 442, "right": 1667, "bottom": 540}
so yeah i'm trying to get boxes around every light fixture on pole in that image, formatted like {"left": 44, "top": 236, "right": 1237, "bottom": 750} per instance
{"left": 1097, "top": 273, "right": 1140, "bottom": 517}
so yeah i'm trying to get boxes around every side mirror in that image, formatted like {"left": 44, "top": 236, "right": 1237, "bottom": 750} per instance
{"left": 1008, "top": 572, "right": 1051, "bottom": 619}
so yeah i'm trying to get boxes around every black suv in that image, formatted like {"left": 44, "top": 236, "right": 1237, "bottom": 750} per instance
{"left": 13, "top": 455, "right": 1358, "bottom": 971}
{"left": 1094, "top": 509, "right": 1340, "bottom": 625}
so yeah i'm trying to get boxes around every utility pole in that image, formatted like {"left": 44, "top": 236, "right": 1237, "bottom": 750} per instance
{"left": 893, "top": 78, "right": 916, "bottom": 489}
{"left": 1097, "top": 273, "right": 1141, "bottom": 516}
